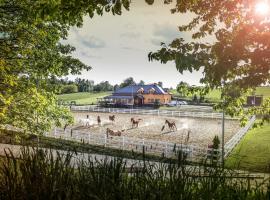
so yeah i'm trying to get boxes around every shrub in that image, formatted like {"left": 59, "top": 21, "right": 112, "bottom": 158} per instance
{"left": 61, "top": 84, "right": 78, "bottom": 94}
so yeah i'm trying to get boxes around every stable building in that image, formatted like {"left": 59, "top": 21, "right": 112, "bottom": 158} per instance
{"left": 99, "top": 84, "right": 172, "bottom": 107}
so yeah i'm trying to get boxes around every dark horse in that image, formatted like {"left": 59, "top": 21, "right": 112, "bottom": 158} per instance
{"left": 97, "top": 116, "right": 101, "bottom": 125}
{"left": 131, "top": 118, "right": 142, "bottom": 128}
{"left": 165, "top": 120, "right": 177, "bottom": 131}
{"left": 109, "top": 115, "right": 115, "bottom": 123}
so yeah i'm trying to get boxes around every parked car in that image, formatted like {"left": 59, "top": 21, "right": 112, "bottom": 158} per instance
{"left": 166, "top": 100, "right": 187, "bottom": 107}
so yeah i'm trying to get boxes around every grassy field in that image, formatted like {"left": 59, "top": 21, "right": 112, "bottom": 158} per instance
{"left": 57, "top": 92, "right": 110, "bottom": 105}
{"left": 171, "top": 86, "right": 270, "bottom": 103}
{"left": 225, "top": 123, "right": 270, "bottom": 172}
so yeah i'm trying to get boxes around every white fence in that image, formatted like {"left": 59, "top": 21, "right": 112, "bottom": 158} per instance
{"left": 46, "top": 127, "right": 221, "bottom": 162}
{"left": 71, "top": 105, "right": 236, "bottom": 119}
{"left": 45, "top": 106, "right": 255, "bottom": 162}
{"left": 224, "top": 116, "right": 256, "bottom": 157}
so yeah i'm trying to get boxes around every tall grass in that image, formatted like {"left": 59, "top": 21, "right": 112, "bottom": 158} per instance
{"left": 0, "top": 147, "right": 269, "bottom": 200}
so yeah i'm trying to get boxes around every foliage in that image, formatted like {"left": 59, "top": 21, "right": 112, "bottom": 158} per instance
{"left": 148, "top": 0, "right": 270, "bottom": 124}
{"left": 0, "top": 147, "right": 269, "bottom": 199}
{"left": 93, "top": 81, "right": 114, "bottom": 92}
{"left": 119, "top": 77, "right": 136, "bottom": 88}
{"left": 0, "top": 0, "right": 130, "bottom": 134}
{"left": 61, "top": 84, "right": 78, "bottom": 94}
{"left": 176, "top": 81, "right": 189, "bottom": 97}
{"left": 212, "top": 135, "right": 220, "bottom": 150}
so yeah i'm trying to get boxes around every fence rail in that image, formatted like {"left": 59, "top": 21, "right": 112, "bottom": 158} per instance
{"left": 70, "top": 105, "right": 237, "bottom": 120}
{"left": 45, "top": 106, "right": 255, "bottom": 162}
{"left": 224, "top": 116, "right": 256, "bottom": 157}
{"left": 46, "top": 125, "right": 225, "bottom": 162}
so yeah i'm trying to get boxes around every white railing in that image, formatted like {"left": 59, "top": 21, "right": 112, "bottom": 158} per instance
{"left": 46, "top": 127, "right": 220, "bottom": 162}
{"left": 70, "top": 105, "right": 235, "bottom": 119}
{"left": 224, "top": 116, "right": 256, "bottom": 157}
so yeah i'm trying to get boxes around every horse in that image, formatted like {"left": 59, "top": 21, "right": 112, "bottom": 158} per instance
{"left": 109, "top": 115, "right": 115, "bottom": 123}
{"left": 79, "top": 118, "right": 91, "bottom": 127}
{"left": 97, "top": 116, "right": 101, "bottom": 126}
{"left": 131, "top": 118, "right": 142, "bottom": 128}
{"left": 106, "top": 128, "right": 124, "bottom": 138}
{"left": 165, "top": 120, "right": 177, "bottom": 131}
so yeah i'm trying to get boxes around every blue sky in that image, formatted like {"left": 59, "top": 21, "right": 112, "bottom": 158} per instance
{"left": 66, "top": 1, "right": 209, "bottom": 88}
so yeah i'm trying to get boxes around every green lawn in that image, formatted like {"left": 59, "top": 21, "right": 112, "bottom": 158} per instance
{"left": 225, "top": 123, "right": 270, "bottom": 172}
{"left": 57, "top": 92, "right": 111, "bottom": 105}
{"left": 171, "top": 86, "right": 270, "bottom": 103}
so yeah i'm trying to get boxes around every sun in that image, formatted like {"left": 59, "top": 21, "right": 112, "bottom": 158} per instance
{"left": 255, "top": 1, "right": 270, "bottom": 15}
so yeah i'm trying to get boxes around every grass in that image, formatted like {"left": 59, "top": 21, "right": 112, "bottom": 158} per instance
{"left": 226, "top": 123, "right": 270, "bottom": 172}
{"left": 0, "top": 146, "right": 269, "bottom": 200}
{"left": 57, "top": 91, "right": 111, "bottom": 105}
{"left": 171, "top": 86, "right": 270, "bottom": 103}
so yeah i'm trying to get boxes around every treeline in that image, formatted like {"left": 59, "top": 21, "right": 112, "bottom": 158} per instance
{"left": 51, "top": 76, "right": 165, "bottom": 94}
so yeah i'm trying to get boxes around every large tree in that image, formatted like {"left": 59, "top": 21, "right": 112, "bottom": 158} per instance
{"left": 149, "top": 0, "right": 270, "bottom": 123}
{"left": 0, "top": 0, "right": 130, "bottom": 134}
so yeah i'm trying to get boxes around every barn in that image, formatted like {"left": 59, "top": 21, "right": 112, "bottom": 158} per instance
{"left": 99, "top": 84, "right": 172, "bottom": 107}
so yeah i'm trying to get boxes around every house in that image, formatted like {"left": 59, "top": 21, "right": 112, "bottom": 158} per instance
{"left": 99, "top": 84, "right": 172, "bottom": 107}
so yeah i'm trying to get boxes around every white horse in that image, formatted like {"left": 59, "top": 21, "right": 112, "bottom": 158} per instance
{"left": 78, "top": 118, "right": 92, "bottom": 127}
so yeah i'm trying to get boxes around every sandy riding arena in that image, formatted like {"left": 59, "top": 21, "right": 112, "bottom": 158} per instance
{"left": 71, "top": 112, "right": 240, "bottom": 148}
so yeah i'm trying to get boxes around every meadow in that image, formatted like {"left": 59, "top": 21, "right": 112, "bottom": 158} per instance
{"left": 57, "top": 91, "right": 110, "bottom": 105}
{"left": 226, "top": 123, "right": 270, "bottom": 172}
{"left": 171, "top": 86, "right": 270, "bottom": 103}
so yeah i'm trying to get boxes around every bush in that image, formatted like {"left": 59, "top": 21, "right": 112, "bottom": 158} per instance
{"left": 61, "top": 84, "right": 78, "bottom": 94}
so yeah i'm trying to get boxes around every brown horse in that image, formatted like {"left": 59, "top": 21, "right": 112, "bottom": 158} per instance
{"left": 109, "top": 115, "right": 115, "bottom": 123}
{"left": 97, "top": 116, "right": 101, "bottom": 125}
{"left": 165, "top": 120, "right": 177, "bottom": 131}
{"left": 131, "top": 118, "right": 142, "bottom": 128}
{"left": 106, "top": 128, "right": 124, "bottom": 138}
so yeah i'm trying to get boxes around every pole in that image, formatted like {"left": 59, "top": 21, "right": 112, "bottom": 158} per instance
{"left": 221, "top": 107, "right": 225, "bottom": 168}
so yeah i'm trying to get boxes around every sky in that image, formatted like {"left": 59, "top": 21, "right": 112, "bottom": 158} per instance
{"left": 66, "top": 0, "right": 209, "bottom": 88}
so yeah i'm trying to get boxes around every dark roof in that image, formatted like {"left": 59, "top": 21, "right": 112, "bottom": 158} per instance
{"left": 113, "top": 84, "right": 168, "bottom": 95}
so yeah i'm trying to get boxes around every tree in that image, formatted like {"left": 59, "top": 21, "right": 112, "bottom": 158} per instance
{"left": 0, "top": 0, "right": 131, "bottom": 134}
{"left": 120, "top": 77, "right": 136, "bottom": 88}
{"left": 177, "top": 81, "right": 189, "bottom": 97}
{"left": 138, "top": 80, "right": 145, "bottom": 85}
{"left": 157, "top": 81, "right": 163, "bottom": 88}
{"left": 148, "top": 0, "right": 270, "bottom": 123}
{"left": 114, "top": 84, "right": 120, "bottom": 91}
{"left": 61, "top": 85, "right": 78, "bottom": 94}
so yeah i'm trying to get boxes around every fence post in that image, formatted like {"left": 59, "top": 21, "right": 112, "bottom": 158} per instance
{"left": 104, "top": 134, "right": 107, "bottom": 147}
{"left": 142, "top": 139, "right": 145, "bottom": 151}
{"left": 165, "top": 142, "right": 168, "bottom": 157}
{"left": 122, "top": 136, "right": 125, "bottom": 150}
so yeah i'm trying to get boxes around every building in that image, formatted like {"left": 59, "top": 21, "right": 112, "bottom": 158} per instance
{"left": 246, "top": 95, "right": 263, "bottom": 106}
{"left": 99, "top": 84, "right": 172, "bottom": 107}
